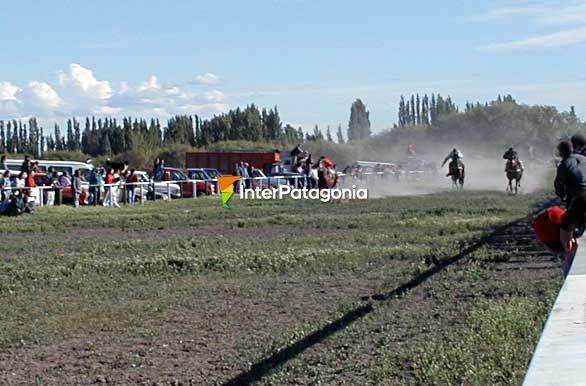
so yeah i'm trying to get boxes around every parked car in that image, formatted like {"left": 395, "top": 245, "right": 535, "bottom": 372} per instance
{"left": 250, "top": 169, "right": 288, "bottom": 189}
{"left": 2, "top": 159, "right": 94, "bottom": 177}
{"left": 265, "top": 162, "right": 307, "bottom": 187}
{"left": 162, "top": 167, "right": 215, "bottom": 196}
{"left": 33, "top": 172, "right": 89, "bottom": 205}
{"left": 134, "top": 171, "right": 181, "bottom": 200}
{"left": 186, "top": 168, "right": 220, "bottom": 193}
{"left": 201, "top": 168, "right": 227, "bottom": 177}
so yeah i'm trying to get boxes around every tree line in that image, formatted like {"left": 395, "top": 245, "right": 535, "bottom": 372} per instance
{"left": 0, "top": 94, "right": 581, "bottom": 161}
{"left": 0, "top": 100, "right": 369, "bottom": 158}
{"left": 397, "top": 93, "right": 458, "bottom": 127}
{"left": 372, "top": 94, "right": 584, "bottom": 159}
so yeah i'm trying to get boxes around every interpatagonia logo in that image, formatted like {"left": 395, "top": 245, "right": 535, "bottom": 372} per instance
{"left": 218, "top": 176, "right": 241, "bottom": 208}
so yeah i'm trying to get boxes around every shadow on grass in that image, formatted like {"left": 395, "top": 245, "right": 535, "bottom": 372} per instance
{"left": 222, "top": 214, "right": 543, "bottom": 386}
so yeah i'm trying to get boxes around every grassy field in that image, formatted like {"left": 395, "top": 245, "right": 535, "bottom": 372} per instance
{"left": 0, "top": 191, "right": 561, "bottom": 385}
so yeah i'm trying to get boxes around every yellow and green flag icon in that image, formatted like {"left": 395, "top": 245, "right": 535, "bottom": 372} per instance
{"left": 218, "top": 176, "right": 241, "bottom": 208}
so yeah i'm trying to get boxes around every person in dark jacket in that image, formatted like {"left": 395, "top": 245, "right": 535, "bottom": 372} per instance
{"left": 554, "top": 141, "right": 586, "bottom": 206}
{"left": 20, "top": 155, "right": 31, "bottom": 174}
{"left": 231, "top": 163, "right": 241, "bottom": 192}
{"left": 571, "top": 133, "right": 586, "bottom": 156}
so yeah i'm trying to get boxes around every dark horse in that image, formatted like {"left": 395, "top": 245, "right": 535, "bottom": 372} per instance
{"left": 448, "top": 159, "right": 465, "bottom": 190}
{"left": 505, "top": 159, "right": 523, "bottom": 194}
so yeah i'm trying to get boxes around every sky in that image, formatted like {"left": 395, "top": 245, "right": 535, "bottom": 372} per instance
{"left": 0, "top": 0, "right": 585, "bottom": 135}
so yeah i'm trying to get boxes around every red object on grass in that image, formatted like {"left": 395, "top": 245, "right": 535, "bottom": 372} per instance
{"left": 532, "top": 207, "right": 566, "bottom": 242}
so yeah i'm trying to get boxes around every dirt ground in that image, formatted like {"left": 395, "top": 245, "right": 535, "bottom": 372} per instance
{"left": 0, "top": 193, "right": 561, "bottom": 385}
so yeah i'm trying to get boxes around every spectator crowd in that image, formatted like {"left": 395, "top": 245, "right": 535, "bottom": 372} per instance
{"left": 0, "top": 155, "right": 170, "bottom": 215}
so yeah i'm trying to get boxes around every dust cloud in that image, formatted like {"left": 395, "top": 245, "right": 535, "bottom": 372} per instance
{"left": 339, "top": 154, "right": 555, "bottom": 198}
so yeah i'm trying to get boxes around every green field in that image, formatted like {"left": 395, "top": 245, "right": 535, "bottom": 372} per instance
{"left": 0, "top": 192, "right": 561, "bottom": 385}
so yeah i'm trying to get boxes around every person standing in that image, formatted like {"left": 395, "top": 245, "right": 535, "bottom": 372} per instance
{"left": 46, "top": 175, "right": 58, "bottom": 206}
{"left": 241, "top": 162, "right": 250, "bottom": 189}
{"left": 72, "top": 170, "right": 83, "bottom": 208}
{"left": 232, "top": 162, "right": 241, "bottom": 192}
{"left": 95, "top": 169, "right": 104, "bottom": 205}
{"left": 153, "top": 158, "right": 164, "bottom": 182}
{"left": 127, "top": 169, "right": 138, "bottom": 205}
{"left": 1, "top": 155, "right": 8, "bottom": 171}
{"left": 1, "top": 170, "right": 10, "bottom": 201}
{"left": 20, "top": 155, "right": 31, "bottom": 174}
{"left": 309, "top": 165, "right": 319, "bottom": 189}
{"left": 554, "top": 141, "right": 586, "bottom": 207}
{"left": 88, "top": 169, "right": 98, "bottom": 205}
{"left": 103, "top": 169, "right": 115, "bottom": 207}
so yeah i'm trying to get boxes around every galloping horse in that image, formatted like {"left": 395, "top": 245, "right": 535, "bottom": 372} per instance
{"left": 448, "top": 159, "right": 465, "bottom": 190}
{"left": 505, "top": 158, "right": 523, "bottom": 194}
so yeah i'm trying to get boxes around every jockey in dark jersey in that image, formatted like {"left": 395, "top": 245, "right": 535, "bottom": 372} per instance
{"left": 503, "top": 147, "right": 518, "bottom": 161}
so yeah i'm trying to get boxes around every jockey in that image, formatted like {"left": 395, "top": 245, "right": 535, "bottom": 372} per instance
{"left": 503, "top": 147, "right": 518, "bottom": 161}
{"left": 319, "top": 156, "right": 334, "bottom": 168}
{"left": 290, "top": 144, "right": 304, "bottom": 157}
{"left": 291, "top": 144, "right": 305, "bottom": 169}
{"left": 407, "top": 143, "right": 415, "bottom": 156}
{"left": 441, "top": 148, "right": 463, "bottom": 168}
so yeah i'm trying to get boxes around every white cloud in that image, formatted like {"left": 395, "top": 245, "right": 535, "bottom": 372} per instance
{"left": 480, "top": 1, "right": 586, "bottom": 49}
{"left": 24, "top": 81, "right": 62, "bottom": 110}
{"left": 540, "top": 2, "right": 586, "bottom": 25}
{"left": 0, "top": 81, "right": 20, "bottom": 101}
{"left": 57, "top": 63, "right": 113, "bottom": 100}
{"left": 477, "top": 2, "right": 586, "bottom": 24}
{"left": 478, "top": 4, "right": 546, "bottom": 20}
{"left": 201, "top": 90, "right": 226, "bottom": 103}
{"left": 192, "top": 72, "right": 220, "bottom": 85}
{"left": 138, "top": 75, "right": 161, "bottom": 92}
{"left": 484, "top": 25, "right": 586, "bottom": 49}
{"left": 107, "top": 74, "right": 228, "bottom": 118}
{"left": 119, "top": 81, "right": 129, "bottom": 94}
{"left": 0, "top": 64, "right": 229, "bottom": 120}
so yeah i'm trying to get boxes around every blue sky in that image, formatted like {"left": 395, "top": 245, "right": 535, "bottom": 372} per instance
{"left": 0, "top": 0, "right": 585, "bottom": 135}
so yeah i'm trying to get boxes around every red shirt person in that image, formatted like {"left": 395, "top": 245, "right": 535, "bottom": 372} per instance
{"left": 25, "top": 171, "right": 36, "bottom": 187}
{"left": 105, "top": 170, "right": 115, "bottom": 185}
{"left": 532, "top": 206, "right": 578, "bottom": 276}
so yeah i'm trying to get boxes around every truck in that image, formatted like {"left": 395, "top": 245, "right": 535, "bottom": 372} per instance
{"left": 185, "top": 150, "right": 308, "bottom": 187}
{"left": 185, "top": 150, "right": 282, "bottom": 175}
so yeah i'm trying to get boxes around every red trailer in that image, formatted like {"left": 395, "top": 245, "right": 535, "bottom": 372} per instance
{"left": 185, "top": 150, "right": 282, "bottom": 174}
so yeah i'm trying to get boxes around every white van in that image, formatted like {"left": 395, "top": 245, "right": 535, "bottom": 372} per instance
{"left": 3, "top": 159, "right": 94, "bottom": 177}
